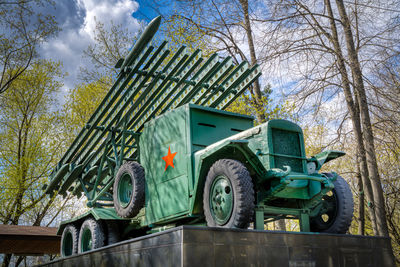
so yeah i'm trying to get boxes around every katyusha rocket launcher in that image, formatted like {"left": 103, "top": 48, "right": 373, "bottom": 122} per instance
{"left": 43, "top": 15, "right": 261, "bottom": 209}
{"left": 43, "top": 16, "right": 353, "bottom": 258}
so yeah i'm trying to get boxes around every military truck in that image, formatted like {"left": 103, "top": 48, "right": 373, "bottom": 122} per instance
{"left": 44, "top": 17, "right": 354, "bottom": 257}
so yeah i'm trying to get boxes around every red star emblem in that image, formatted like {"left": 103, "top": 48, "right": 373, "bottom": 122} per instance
{"left": 162, "top": 146, "right": 177, "bottom": 171}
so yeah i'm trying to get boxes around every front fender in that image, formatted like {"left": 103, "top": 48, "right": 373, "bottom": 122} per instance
{"left": 196, "top": 139, "right": 266, "bottom": 176}
{"left": 310, "top": 150, "right": 346, "bottom": 171}
{"left": 189, "top": 138, "right": 266, "bottom": 215}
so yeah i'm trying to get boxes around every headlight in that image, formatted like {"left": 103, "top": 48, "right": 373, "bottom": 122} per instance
{"left": 307, "top": 162, "right": 316, "bottom": 174}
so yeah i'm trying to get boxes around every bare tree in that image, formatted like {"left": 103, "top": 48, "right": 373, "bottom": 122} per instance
{"left": 368, "top": 50, "right": 400, "bottom": 259}
{"left": 79, "top": 19, "right": 140, "bottom": 86}
{"left": 0, "top": 0, "right": 59, "bottom": 95}
{"left": 256, "top": 0, "right": 398, "bottom": 262}
{"left": 156, "top": 0, "right": 399, "bottom": 254}
{"left": 158, "top": 0, "right": 272, "bottom": 123}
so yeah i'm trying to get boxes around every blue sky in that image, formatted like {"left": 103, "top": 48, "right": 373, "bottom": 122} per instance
{"left": 37, "top": 0, "right": 298, "bottom": 110}
{"left": 39, "top": 0, "right": 166, "bottom": 95}
{"left": 134, "top": 0, "right": 162, "bottom": 21}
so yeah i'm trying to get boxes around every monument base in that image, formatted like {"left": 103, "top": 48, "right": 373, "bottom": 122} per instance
{"left": 39, "top": 226, "right": 393, "bottom": 267}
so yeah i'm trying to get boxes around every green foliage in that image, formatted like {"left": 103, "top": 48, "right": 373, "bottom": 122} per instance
{"left": 0, "top": 60, "right": 66, "bottom": 225}
{"left": 163, "top": 14, "right": 212, "bottom": 56}
{"left": 373, "top": 120, "right": 400, "bottom": 261}
{"left": 302, "top": 124, "right": 330, "bottom": 157}
{"left": 63, "top": 77, "right": 111, "bottom": 136}
{"left": 226, "top": 85, "right": 295, "bottom": 124}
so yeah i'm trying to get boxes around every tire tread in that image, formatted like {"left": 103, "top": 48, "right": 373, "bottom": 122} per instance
{"left": 113, "top": 161, "right": 145, "bottom": 218}
{"left": 203, "top": 159, "right": 255, "bottom": 228}
{"left": 78, "top": 218, "right": 105, "bottom": 252}
{"left": 310, "top": 174, "right": 354, "bottom": 234}
{"left": 61, "top": 224, "right": 79, "bottom": 256}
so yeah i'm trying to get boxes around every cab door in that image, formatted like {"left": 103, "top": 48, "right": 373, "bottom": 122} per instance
{"left": 140, "top": 109, "right": 189, "bottom": 224}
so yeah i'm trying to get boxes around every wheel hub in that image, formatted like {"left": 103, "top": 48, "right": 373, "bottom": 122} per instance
{"left": 81, "top": 228, "right": 92, "bottom": 252}
{"left": 209, "top": 176, "right": 233, "bottom": 225}
{"left": 62, "top": 232, "right": 73, "bottom": 256}
{"left": 118, "top": 173, "right": 133, "bottom": 208}
{"left": 318, "top": 191, "right": 338, "bottom": 226}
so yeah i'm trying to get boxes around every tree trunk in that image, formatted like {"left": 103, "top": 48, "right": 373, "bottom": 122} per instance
{"left": 334, "top": 0, "right": 395, "bottom": 264}
{"left": 239, "top": 0, "right": 265, "bottom": 123}
{"left": 15, "top": 256, "right": 24, "bottom": 267}
{"left": 324, "top": 0, "right": 378, "bottom": 234}
{"left": 335, "top": 0, "right": 389, "bottom": 238}
{"left": 1, "top": 254, "right": 11, "bottom": 267}
{"left": 275, "top": 219, "right": 286, "bottom": 231}
{"left": 357, "top": 165, "right": 365, "bottom": 235}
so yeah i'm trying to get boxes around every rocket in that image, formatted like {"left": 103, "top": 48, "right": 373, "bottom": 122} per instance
{"left": 115, "top": 16, "right": 162, "bottom": 71}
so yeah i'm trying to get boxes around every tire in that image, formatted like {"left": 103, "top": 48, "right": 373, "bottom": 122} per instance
{"left": 106, "top": 221, "right": 120, "bottom": 245}
{"left": 113, "top": 161, "right": 145, "bottom": 218}
{"left": 78, "top": 218, "right": 105, "bottom": 253}
{"left": 203, "top": 159, "right": 255, "bottom": 228}
{"left": 60, "top": 224, "right": 78, "bottom": 257}
{"left": 310, "top": 173, "right": 354, "bottom": 234}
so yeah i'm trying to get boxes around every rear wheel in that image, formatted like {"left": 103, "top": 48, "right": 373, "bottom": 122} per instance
{"left": 203, "top": 159, "right": 255, "bottom": 228}
{"left": 113, "top": 161, "right": 145, "bottom": 218}
{"left": 78, "top": 218, "right": 105, "bottom": 253}
{"left": 61, "top": 224, "right": 78, "bottom": 257}
{"left": 310, "top": 174, "right": 354, "bottom": 234}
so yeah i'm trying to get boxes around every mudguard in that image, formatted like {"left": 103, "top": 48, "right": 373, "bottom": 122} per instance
{"left": 190, "top": 127, "right": 266, "bottom": 214}
{"left": 310, "top": 150, "right": 346, "bottom": 171}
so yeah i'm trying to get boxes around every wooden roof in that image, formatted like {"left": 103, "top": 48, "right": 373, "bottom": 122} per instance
{"left": 0, "top": 225, "right": 60, "bottom": 255}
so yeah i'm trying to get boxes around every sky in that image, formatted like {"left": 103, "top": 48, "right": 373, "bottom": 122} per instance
{"left": 36, "top": 0, "right": 292, "bottom": 107}
{"left": 34, "top": 0, "right": 394, "bottom": 129}
{"left": 35, "top": 0, "right": 332, "bottom": 128}
{"left": 39, "top": 0, "right": 161, "bottom": 96}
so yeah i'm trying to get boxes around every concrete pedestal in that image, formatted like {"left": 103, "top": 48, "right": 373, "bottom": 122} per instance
{"left": 39, "top": 226, "right": 393, "bottom": 267}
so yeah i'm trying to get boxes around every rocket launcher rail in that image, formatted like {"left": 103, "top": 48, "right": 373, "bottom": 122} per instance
{"left": 44, "top": 16, "right": 261, "bottom": 205}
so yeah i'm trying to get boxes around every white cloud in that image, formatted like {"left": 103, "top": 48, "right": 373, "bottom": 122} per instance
{"left": 78, "top": 0, "right": 140, "bottom": 38}
{"left": 39, "top": 0, "right": 141, "bottom": 98}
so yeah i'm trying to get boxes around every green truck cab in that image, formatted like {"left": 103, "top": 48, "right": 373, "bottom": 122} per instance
{"left": 140, "top": 104, "right": 254, "bottom": 226}
{"left": 48, "top": 17, "right": 353, "bottom": 257}
{"left": 138, "top": 103, "right": 352, "bottom": 232}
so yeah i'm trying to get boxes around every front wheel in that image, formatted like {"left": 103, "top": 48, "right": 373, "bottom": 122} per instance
{"left": 203, "top": 159, "right": 255, "bottom": 228}
{"left": 310, "top": 174, "right": 354, "bottom": 234}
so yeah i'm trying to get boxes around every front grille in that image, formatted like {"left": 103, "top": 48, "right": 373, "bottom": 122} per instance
{"left": 271, "top": 128, "right": 303, "bottom": 172}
